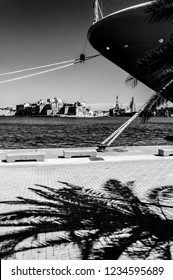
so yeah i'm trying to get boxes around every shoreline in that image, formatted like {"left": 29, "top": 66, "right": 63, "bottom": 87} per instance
{"left": 1, "top": 115, "right": 173, "bottom": 122}
{"left": 0, "top": 145, "right": 173, "bottom": 161}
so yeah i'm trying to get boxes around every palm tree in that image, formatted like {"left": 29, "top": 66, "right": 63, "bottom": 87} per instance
{"left": 126, "top": 38, "right": 173, "bottom": 116}
{"left": 126, "top": 0, "right": 173, "bottom": 118}
{"left": 145, "top": 0, "right": 173, "bottom": 23}
{"left": 0, "top": 179, "right": 173, "bottom": 260}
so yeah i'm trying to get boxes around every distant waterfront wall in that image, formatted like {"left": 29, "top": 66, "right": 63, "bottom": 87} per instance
{"left": 0, "top": 108, "right": 16, "bottom": 116}
{"left": 15, "top": 100, "right": 92, "bottom": 117}
{"left": 61, "top": 104, "right": 87, "bottom": 116}
{"left": 16, "top": 104, "right": 40, "bottom": 116}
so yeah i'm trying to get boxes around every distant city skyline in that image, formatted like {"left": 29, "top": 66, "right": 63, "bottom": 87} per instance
{"left": 0, "top": 0, "right": 153, "bottom": 110}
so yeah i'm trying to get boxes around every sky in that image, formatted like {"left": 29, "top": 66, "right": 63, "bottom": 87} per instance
{"left": 0, "top": 0, "right": 153, "bottom": 110}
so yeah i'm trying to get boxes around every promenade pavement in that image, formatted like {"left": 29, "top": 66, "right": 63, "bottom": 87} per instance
{"left": 0, "top": 145, "right": 173, "bottom": 260}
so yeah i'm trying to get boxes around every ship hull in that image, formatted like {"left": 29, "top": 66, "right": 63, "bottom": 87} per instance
{"left": 88, "top": 1, "right": 173, "bottom": 91}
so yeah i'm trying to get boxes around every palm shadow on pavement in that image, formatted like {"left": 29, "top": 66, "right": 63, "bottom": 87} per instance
{"left": 0, "top": 179, "right": 173, "bottom": 260}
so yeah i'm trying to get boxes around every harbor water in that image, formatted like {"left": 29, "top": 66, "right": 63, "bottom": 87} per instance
{"left": 0, "top": 116, "right": 173, "bottom": 149}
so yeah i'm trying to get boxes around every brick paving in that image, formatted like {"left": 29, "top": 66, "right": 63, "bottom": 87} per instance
{"left": 0, "top": 147, "right": 173, "bottom": 259}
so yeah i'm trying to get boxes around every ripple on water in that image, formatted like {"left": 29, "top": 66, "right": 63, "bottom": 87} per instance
{"left": 0, "top": 116, "right": 173, "bottom": 149}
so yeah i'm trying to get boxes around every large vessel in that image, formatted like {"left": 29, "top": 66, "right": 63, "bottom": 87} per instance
{"left": 88, "top": 0, "right": 172, "bottom": 91}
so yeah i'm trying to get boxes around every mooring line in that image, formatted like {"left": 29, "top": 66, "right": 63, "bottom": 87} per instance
{"left": 0, "top": 59, "right": 77, "bottom": 76}
{"left": 0, "top": 62, "right": 76, "bottom": 84}
{"left": 100, "top": 82, "right": 171, "bottom": 148}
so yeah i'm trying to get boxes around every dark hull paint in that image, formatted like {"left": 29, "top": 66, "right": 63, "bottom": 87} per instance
{"left": 88, "top": 1, "right": 173, "bottom": 91}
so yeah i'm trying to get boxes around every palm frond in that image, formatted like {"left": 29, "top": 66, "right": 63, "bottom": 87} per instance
{"left": 135, "top": 38, "right": 173, "bottom": 81}
{"left": 127, "top": 43, "right": 173, "bottom": 122}
{"left": 147, "top": 185, "right": 173, "bottom": 204}
{"left": 0, "top": 180, "right": 173, "bottom": 259}
{"left": 139, "top": 93, "right": 165, "bottom": 123}
{"left": 145, "top": 0, "right": 173, "bottom": 23}
{"left": 125, "top": 2, "right": 173, "bottom": 121}
{"left": 125, "top": 38, "right": 173, "bottom": 96}
{"left": 156, "top": 68, "right": 173, "bottom": 101}
{"left": 125, "top": 75, "right": 138, "bottom": 88}
{"left": 0, "top": 228, "right": 71, "bottom": 259}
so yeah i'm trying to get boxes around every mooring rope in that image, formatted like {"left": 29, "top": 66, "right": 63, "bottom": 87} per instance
{"left": 101, "top": 82, "right": 172, "bottom": 147}
{"left": 0, "top": 59, "right": 78, "bottom": 76}
{"left": 101, "top": 102, "right": 148, "bottom": 146}
{"left": 0, "top": 54, "right": 100, "bottom": 84}
{"left": 0, "top": 62, "right": 76, "bottom": 84}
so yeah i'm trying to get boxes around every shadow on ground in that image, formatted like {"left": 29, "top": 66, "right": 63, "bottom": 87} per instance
{"left": 0, "top": 179, "right": 173, "bottom": 260}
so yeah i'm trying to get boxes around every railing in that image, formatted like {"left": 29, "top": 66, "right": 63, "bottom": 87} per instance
{"left": 93, "top": 0, "right": 151, "bottom": 23}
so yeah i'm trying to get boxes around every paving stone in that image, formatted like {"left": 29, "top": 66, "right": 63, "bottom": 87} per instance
{"left": 0, "top": 155, "right": 173, "bottom": 260}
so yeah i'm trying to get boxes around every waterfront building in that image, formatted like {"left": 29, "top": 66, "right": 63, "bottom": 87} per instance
{"left": 0, "top": 107, "right": 16, "bottom": 116}
{"left": 59, "top": 101, "right": 92, "bottom": 117}
{"left": 109, "top": 96, "right": 136, "bottom": 117}
{"left": 93, "top": 110, "right": 104, "bottom": 117}
{"left": 15, "top": 98, "right": 92, "bottom": 117}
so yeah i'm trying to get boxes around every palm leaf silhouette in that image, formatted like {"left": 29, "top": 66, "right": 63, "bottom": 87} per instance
{"left": 126, "top": 38, "right": 173, "bottom": 121}
{"left": 145, "top": 0, "right": 173, "bottom": 23}
{"left": 0, "top": 179, "right": 173, "bottom": 259}
{"left": 126, "top": 1, "right": 173, "bottom": 120}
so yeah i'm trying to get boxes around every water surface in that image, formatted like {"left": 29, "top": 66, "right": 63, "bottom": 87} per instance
{"left": 0, "top": 116, "right": 172, "bottom": 149}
